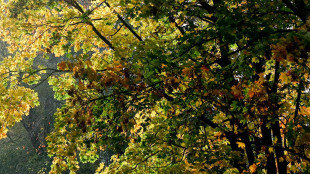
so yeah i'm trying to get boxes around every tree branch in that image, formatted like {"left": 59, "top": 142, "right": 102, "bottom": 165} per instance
{"left": 281, "top": 0, "right": 308, "bottom": 23}
{"left": 104, "top": 1, "right": 143, "bottom": 41}
{"left": 64, "top": 0, "right": 114, "bottom": 50}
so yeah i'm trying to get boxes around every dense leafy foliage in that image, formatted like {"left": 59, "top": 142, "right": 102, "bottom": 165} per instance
{"left": 0, "top": 0, "right": 309, "bottom": 173}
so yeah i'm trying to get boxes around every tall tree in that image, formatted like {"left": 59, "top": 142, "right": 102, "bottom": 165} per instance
{"left": 0, "top": 0, "right": 309, "bottom": 173}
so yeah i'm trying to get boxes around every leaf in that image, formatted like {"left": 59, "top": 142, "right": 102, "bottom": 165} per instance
{"left": 268, "top": 147, "right": 274, "bottom": 153}
{"left": 279, "top": 72, "right": 290, "bottom": 84}
{"left": 231, "top": 86, "right": 243, "bottom": 99}
{"left": 236, "top": 142, "right": 245, "bottom": 149}
{"left": 248, "top": 90, "right": 255, "bottom": 98}
{"left": 1, "top": 0, "right": 310, "bottom": 173}
{"left": 58, "top": 61, "right": 67, "bottom": 70}
{"left": 249, "top": 164, "right": 257, "bottom": 173}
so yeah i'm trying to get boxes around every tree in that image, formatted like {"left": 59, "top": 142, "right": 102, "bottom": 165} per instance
{"left": 0, "top": 0, "right": 309, "bottom": 173}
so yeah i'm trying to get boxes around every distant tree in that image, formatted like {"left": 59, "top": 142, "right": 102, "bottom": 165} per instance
{"left": 0, "top": 0, "right": 309, "bottom": 173}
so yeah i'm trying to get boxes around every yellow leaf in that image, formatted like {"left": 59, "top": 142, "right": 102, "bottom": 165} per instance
{"left": 279, "top": 157, "right": 284, "bottom": 162}
{"left": 268, "top": 147, "right": 274, "bottom": 153}
{"left": 279, "top": 72, "right": 291, "bottom": 84}
{"left": 170, "top": 22, "right": 176, "bottom": 28}
{"left": 249, "top": 164, "right": 257, "bottom": 173}
{"left": 206, "top": 13, "right": 213, "bottom": 18}
{"left": 252, "top": 57, "right": 259, "bottom": 63}
{"left": 236, "top": 142, "right": 245, "bottom": 149}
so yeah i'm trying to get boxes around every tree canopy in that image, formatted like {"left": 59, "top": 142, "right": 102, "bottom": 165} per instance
{"left": 0, "top": 0, "right": 309, "bottom": 173}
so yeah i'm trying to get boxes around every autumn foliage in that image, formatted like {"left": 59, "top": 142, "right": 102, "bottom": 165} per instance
{"left": 0, "top": 0, "right": 310, "bottom": 173}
